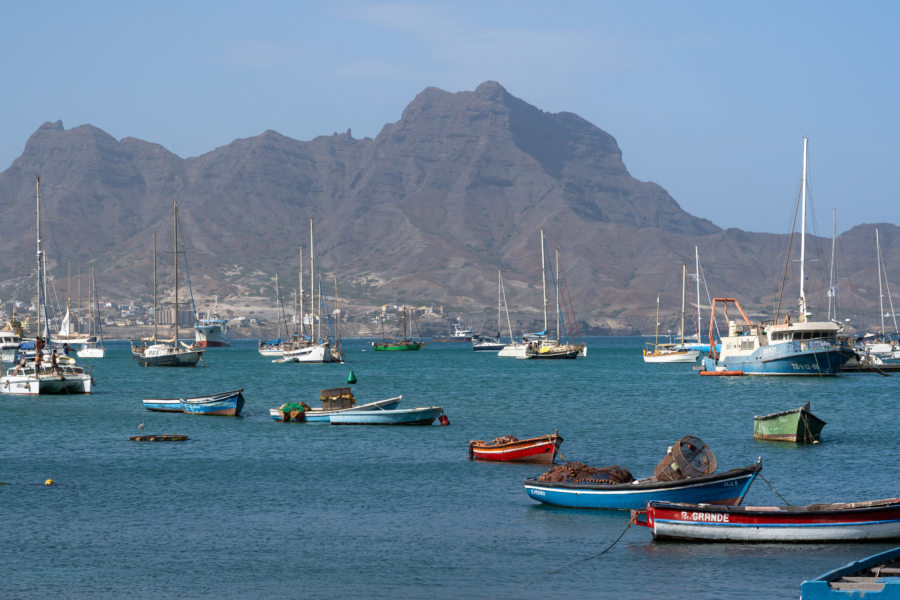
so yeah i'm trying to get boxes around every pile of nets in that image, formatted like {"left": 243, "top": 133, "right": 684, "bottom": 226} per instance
{"left": 537, "top": 462, "right": 634, "bottom": 485}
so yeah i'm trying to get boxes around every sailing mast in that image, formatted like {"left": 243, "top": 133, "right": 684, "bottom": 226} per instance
{"left": 35, "top": 176, "right": 50, "bottom": 341}
{"left": 298, "top": 244, "right": 304, "bottom": 340}
{"left": 828, "top": 209, "right": 837, "bottom": 322}
{"left": 680, "top": 263, "right": 687, "bottom": 347}
{"left": 540, "top": 229, "right": 548, "bottom": 337}
{"left": 798, "top": 137, "right": 809, "bottom": 323}
{"left": 173, "top": 200, "right": 180, "bottom": 344}
{"left": 695, "top": 246, "right": 702, "bottom": 343}
{"left": 555, "top": 248, "right": 561, "bottom": 344}
{"left": 310, "top": 218, "right": 316, "bottom": 343}
{"left": 153, "top": 232, "right": 158, "bottom": 342}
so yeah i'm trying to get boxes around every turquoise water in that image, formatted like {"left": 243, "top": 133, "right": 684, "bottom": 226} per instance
{"left": 2, "top": 337, "right": 897, "bottom": 599}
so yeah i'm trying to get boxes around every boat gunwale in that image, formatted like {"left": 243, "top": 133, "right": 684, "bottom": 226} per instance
{"left": 524, "top": 464, "right": 760, "bottom": 492}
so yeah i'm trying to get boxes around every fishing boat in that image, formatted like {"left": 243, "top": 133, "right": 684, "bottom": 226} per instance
{"left": 143, "top": 388, "right": 245, "bottom": 416}
{"left": 643, "top": 264, "right": 701, "bottom": 363}
{"left": 753, "top": 402, "right": 826, "bottom": 443}
{"left": 433, "top": 318, "right": 473, "bottom": 342}
{"left": 269, "top": 395, "right": 403, "bottom": 423}
{"left": 131, "top": 202, "right": 204, "bottom": 367}
{"left": 1, "top": 177, "right": 93, "bottom": 395}
{"left": 800, "top": 545, "right": 900, "bottom": 599}
{"left": 524, "top": 461, "right": 761, "bottom": 510}
{"left": 700, "top": 139, "right": 853, "bottom": 376}
{"left": 468, "top": 432, "right": 563, "bottom": 463}
{"left": 193, "top": 297, "right": 231, "bottom": 348}
{"left": 631, "top": 497, "right": 900, "bottom": 542}
{"left": 372, "top": 307, "right": 424, "bottom": 351}
{"left": 329, "top": 405, "right": 444, "bottom": 425}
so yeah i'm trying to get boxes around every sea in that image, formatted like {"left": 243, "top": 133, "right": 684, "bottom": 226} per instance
{"left": 1, "top": 336, "right": 897, "bottom": 599}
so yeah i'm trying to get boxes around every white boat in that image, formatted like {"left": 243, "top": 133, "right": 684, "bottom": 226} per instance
{"left": 131, "top": 203, "right": 204, "bottom": 367}
{"left": 1, "top": 177, "right": 93, "bottom": 394}
{"left": 269, "top": 395, "right": 403, "bottom": 423}
{"left": 279, "top": 340, "right": 330, "bottom": 363}
{"left": 643, "top": 264, "right": 701, "bottom": 363}
{"left": 76, "top": 267, "right": 105, "bottom": 358}
{"left": 193, "top": 299, "right": 231, "bottom": 348}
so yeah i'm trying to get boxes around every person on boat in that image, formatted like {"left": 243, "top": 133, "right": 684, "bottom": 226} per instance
{"left": 33, "top": 336, "right": 44, "bottom": 365}
{"left": 13, "top": 354, "right": 27, "bottom": 374}
{"left": 50, "top": 348, "right": 59, "bottom": 375}
{"left": 62, "top": 342, "right": 69, "bottom": 356}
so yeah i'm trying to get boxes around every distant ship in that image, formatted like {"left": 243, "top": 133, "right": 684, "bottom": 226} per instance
{"left": 194, "top": 314, "right": 231, "bottom": 347}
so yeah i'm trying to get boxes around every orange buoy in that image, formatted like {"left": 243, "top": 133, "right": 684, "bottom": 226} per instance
{"left": 439, "top": 414, "right": 450, "bottom": 426}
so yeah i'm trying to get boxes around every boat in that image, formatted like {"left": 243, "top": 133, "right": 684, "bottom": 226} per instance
{"left": 700, "top": 139, "right": 853, "bottom": 376}
{"left": 131, "top": 203, "right": 204, "bottom": 367}
{"left": 433, "top": 318, "right": 473, "bottom": 342}
{"left": 372, "top": 306, "right": 424, "bottom": 351}
{"left": 643, "top": 264, "right": 701, "bottom": 363}
{"left": 525, "top": 231, "right": 585, "bottom": 359}
{"left": 468, "top": 432, "right": 563, "bottom": 463}
{"left": 143, "top": 388, "right": 245, "bottom": 416}
{"left": 193, "top": 297, "right": 231, "bottom": 348}
{"left": 471, "top": 335, "right": 504, "bottom": 351}
{"left": 258, "top": 273, "right": 288, "bottom": 357}
{"left": 0, "top": 317, "right": 22, "bottom": 363}
{"left": 631, "top": 497, "right": 900, "bottom": 542}
{"left": 753, "top": 402, "right": 826, "bottom": 443}
{"left": 856, "top": 229, "right": 900, "bottom": 362}
{"left": 77, "top": 266, "right": 106, "bottom": 358}
{"left": 1, "top": 177, "right": 93, "bottom": 395}
{"left": 800, "top": 545, "right": 900, "bottom": 599}
{"left": 329, "top": 405, "right": 444, "bottom": 426}
{"left": 496, "top": 270, "right": 530, "bottom": 358}
{"left": 524, "top": 461, "right": 761, "bottom": 510}
{"left": 269, "top": 391, "right": 403, "bottom": 423}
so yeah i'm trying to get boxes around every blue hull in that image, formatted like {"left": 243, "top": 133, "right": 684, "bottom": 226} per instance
{"left": 142, "top": 398, "right": 183, "bottom": 412}
{"left": 524, "top": 465, "right": 760, "bottom": 510}
{"left": 182, "top": 391, "right": 244, "bottom": 416}
{"left": 703, "top": 344, "right": 852, "bottom": 376}
{"left": 801, "top": 546, "right": 900, "bottom": 599}
{"left": 329, "top": 406, "right": 442, "bottom": 425}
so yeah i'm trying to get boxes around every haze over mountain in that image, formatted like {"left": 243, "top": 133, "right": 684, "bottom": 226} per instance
{"left": 0, "top": 81, "right": 896, "bottom": 334}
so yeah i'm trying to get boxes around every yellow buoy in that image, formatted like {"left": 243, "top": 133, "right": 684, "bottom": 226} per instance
{"left": 44, "top": 479, "right": 53, "bottom": 486}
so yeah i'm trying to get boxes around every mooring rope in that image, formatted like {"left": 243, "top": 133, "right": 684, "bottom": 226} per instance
{"left": 545, "top": 518, "right": 634, "bottom": 577}
{"left": 760, "top": 473, "right": 792, "bottom": 506}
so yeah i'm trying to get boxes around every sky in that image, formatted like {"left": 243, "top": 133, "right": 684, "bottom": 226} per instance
{"left": 2, "top": 1, "right": 899, "bottom": 235}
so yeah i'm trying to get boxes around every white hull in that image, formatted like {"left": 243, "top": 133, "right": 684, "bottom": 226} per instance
{"left": 498, "top": 343, "right": 528, "bottom": 359}
{"left": 194, "top": 322, "right": 231, "bottom": 347}
{"left": 77, "top": 347, "right": 106, "bottom": 358}
{"left": 279, "top": 343, "right": 331, "bottom": 363}
{"left": 643, "top": 349, "right": 700, "bottom": 363}
{"left": 2, "top": 365, "right": 92, "bottom": 395}
{"left": 650, "top": 519, "right": 900, "bottom": 542}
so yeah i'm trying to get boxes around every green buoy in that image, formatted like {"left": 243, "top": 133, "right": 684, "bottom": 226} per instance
{"left": 347, "top": 370, "right": 357, "bottom": 384}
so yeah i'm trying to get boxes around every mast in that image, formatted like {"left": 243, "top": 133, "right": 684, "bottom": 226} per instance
{"left": 540, "top": 229, "right": 548, "bottom": 336}
{"left": 695, "top": 246, "right": 702, "bottom": 343}
{"left": 173, "top": 200, "right": 179, "bottom": 344}
{"left": 828, "top": 209, "right": 836, "bottom": 322}
{"left": 310, "top": 218, "right": 316, "bottom": 342}
{"left": 555, "top": 247, "right": 561, "bottom": 343}
{"left": 299, "top": 244, "right": 304, "bottom": 340}
{"left": 35, "top": 176, "right": 48, "bottom": 341}
{"left": 654, "top": 294, "right": 660, "bottom": 347}
{"left": 497, "top": 269, "right": 502, "bottom": 338}
{"left": 877, "top": 228, "right": 885, "bottom": 339}
{"left": 798, "top": 137, "right": 809, "bottom": 322}
{"left": 153, "top": 232, "right": 158, "bottom": 342}
{"left": 500, "top": 270, "right": 514, "bottom": 343}
{"left": 680, "top": 263, "right": 687, "bottom": 346}
{"left": 274, "top": 273, "right": 282, "bottom": 339}
{"left": 334, "top": 275, "right": 341, "bottom": 352}
{"left": 87, "top": 266, "right": 94, "bottom": 337}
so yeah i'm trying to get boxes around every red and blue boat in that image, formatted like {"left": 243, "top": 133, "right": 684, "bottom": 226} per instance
{"left": 469, "top": 432, "right": 563, "bottom": 463}
{"left": 632, "top": 497, "right": 900, "bottom": 542}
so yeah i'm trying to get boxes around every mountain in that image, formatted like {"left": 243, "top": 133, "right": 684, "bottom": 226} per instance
{"left": 0, "top": 81, "right": 897, "bottom": 334}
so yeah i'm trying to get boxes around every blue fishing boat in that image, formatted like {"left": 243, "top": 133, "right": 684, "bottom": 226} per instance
{"left": 143, "top": 388, "right": 245, "bottom": 416}
{"left": 523, "top": 461, "right": 761, "bottom": 510}
{"left": 329, "top": 406, "right": 443, "bottom": 426}
{"left": 699, "top": 139, "right": 854, "bottom": 377}
{"left": 801, "top": 546, "right": 900, "bottom": 599}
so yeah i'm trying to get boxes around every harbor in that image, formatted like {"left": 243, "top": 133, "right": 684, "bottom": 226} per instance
{"left": 2, "top": 337, "right": 897, "bottom": 599}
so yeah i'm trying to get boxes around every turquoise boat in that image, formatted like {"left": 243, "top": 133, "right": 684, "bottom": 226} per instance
{"left": 329, "top": 406, "right": 443, "bottom": 425}
{"left": 801, "top": 546, "right": 900, "bottom": 599}
{"left": 753, "top": 402, "right": 826, "bottom": 443}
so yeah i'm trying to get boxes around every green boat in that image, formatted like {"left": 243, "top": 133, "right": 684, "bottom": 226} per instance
{"left": 372, "top": 340, "right": 424, "bottom": 351}
{"left": 753, "top": 402, "right": 826, "bottom": 443}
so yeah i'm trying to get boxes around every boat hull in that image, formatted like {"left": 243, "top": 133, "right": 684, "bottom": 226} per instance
{"left": 524, "top": 465, "right": 761, "bottom": 510}
{"left": 498, "top": 343, "right": 528, "bottom": 359}
{"left": 182, "top": 390, "right": 245, "bottom": 416}
{"left": 132, "top": 343, "right": 203, "bottom": 367}
{"left": 268, "top": 396, "right": 403, "bottom": 422}
{"left": 702, "top": 344, "right": 851, "bottom": 376}
{"left": 800, "top": 546, "right": 900, "bottom": 599}
{"left": 193, "top": 322, "right": 231, "bottom": 348}
{"left": 633, "top": 498, "right": 900, "bottom": 542}
{"left": 329, "top": 406, "right": 442, "bottom": 425}
{"left": 142, "top": 398, "right": 185, "bottom": 412}
{"left": 754, "top": 406, "right": 826, "bottom": 443}
{"left": 280, "top": 343, "right": 331, "bottom": 363}
{"left": 643, "top": 349, "right": 701, "bottom": 363}
{"left": 469, "top": 434, "right": 562, "bottom": 463}
{"left": 1, "top": 366, "right": 92, "bottom": 395}
{"left": 372, "top": 341, "right": 424, "bottom": 351}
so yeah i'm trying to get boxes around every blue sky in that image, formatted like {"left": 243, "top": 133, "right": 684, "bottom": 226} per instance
{"left": 3, "top": 1, "right": 898, "bottom": 234}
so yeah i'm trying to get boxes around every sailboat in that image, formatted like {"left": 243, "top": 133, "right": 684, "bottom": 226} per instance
{"left": 700, "top": 138, "right": 853, "bottom": 376}
{"left": 372, "top": 306, "right": 424, "bottom": 351}
{"left": 472, "top": 272, "right": 505, "bottom": 351}
{"left": 525, "top": 231, "right": 585, "bottom": 359}
{"left": 76, "top": 266, "right": 106, "bottom": 358}
{"left": 258, "top": 273, "right": 287, "bottom": 357}
{"left": 643, "top": 264, "right": 701, "bottom": 363}
{"left": 857, "top": 228, "right": 900, "bottom": 361}
{"left": 497, "top": 270, "right": 529, "bottom": 359}
{"left": 280, "top": 219, "right": 335, "bottom": 363}
{"left": 1, "top": 176, "right": 93, "bottom": 394}
{"left": 131, "top": 201, "right": 204, "bottom": 367}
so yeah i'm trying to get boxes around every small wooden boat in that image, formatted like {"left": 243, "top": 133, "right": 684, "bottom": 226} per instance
{"left": 753, "top": 402, "right": 826, "bottom": 443}
{"left": 801, "top": 546, "right": 900, "bottom": 599}
{"left": 468, "top": 432, "right": 563, "bottom": 463}
{"left": 329, "top": 406, "right": 443, "bottom": 425}
{"left": 632, "top": 497, "right": 900, "bottom": 542}
{"left": 268, "top": 389, "right": 403, "bottom": 423}
{"left": 524, "top": 461, "right": 761, "bottom": 510}
{"left": 143, "top": 388, "right": 245, "bottom": 416}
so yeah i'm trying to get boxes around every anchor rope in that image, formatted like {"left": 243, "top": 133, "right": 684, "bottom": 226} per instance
{"left": 760, "top": 473, "right": 792, "bottom": 506}
{"left": 545, "top": 518, "right": 634, "bottom": 577}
